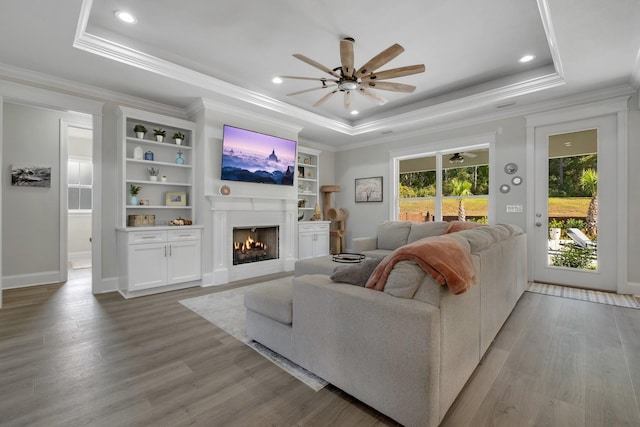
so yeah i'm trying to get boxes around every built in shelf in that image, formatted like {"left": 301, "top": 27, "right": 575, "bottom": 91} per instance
{"left": 126, "top": 179, "right": 192, "bottom": 187}
{"left": 127, "top": 159, "right": 192, "bottom": 169}
{"left": 126, "top": 137, "right": 192, "bottom": 150}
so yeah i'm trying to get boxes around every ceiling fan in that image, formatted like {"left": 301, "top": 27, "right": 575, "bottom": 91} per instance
{"left": 280, "top": 38, "right": 426, "bottom": 109}
{"left": 449, "top": 152, "right": 478, "bottom": 164}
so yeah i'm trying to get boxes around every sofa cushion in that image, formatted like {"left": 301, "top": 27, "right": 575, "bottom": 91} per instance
{"left": 377, "top": 221, "right": 412, "bottom": 250}
{"left": 244, "top": 281, "right": 293, "bottom": 325}
{"left": 479, "top": 224, "right": 511, "bottom": 241}
{"left": 407, "top": 221, "right": 449, "bottom": 244}
{"left": 383, "top": 260, "right": 425, "bottom": 299}
{"left": 454, "top": 228, "right": 495, "bottom": 253}
{"left": 331, "top": 258, "right": 384, "bottom": 287}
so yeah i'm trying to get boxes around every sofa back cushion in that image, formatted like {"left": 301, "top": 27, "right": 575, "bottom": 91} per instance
{"left": 377, "top": 221, "right": 412, "bottom": 250}
{"left": 407, "top": 221, "right": 449, "bottom": 243}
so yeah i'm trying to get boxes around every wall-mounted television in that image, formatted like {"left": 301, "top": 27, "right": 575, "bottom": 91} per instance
{"left": 221, "top": 125, "right": 296, "bottom": 186}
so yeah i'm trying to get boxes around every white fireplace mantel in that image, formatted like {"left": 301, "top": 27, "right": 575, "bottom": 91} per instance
{"left": 207, "top": 194, "right": 297, "bottom": 285}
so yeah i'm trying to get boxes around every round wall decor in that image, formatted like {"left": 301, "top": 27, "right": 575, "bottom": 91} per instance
{"left": 219, "top": 185, "right": 231, "bottom": 196}
{"left": 499, "top": 184, "right": 511, "bottom": 193}
{"left": 504, "top": 163, "right": 518, "bottom": 174}
{"left": 511, "top": 176, "right": 523, "bottom": 185}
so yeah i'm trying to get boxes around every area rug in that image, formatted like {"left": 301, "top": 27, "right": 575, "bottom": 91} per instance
{"left": 179, "top": 278, "right": 328, "bottom": 391}
{"left": 527, "top": 282, "right": 640, "bottom": 309}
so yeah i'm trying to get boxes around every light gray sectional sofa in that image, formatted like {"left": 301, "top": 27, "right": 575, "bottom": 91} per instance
{"left": 245, "top": 221, "right": 528, "bottom": 427}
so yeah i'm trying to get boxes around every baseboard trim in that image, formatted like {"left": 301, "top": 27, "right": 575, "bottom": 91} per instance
{"left": 3, "top": 271, "right": 63, "bottom": 289}
{"left": 625, "top": 281, "right": 640, "bottom": 296}
{"left": 94, "top": 276, "right": 119, "bottom": 294}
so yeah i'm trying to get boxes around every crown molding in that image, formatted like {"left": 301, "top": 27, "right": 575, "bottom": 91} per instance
{"left": 337, "top": 84, "right": 636, "bottom": 152}
{"left": 0, "top": 62, "right": 187, "bottom": 118}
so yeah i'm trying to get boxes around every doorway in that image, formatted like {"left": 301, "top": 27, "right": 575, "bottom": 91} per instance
{"left": 63, "top": 123, "right": 93, "bottom": 281}
{"left": 532, "top": 115, "right": 617, "bottom": 291}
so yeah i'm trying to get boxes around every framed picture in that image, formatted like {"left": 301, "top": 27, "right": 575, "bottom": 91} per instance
{"left": 165, "top": 191, "right": 187, "bottom": 206}
{"left": 355, "top": 176, "right": 383, "bottom": 203}
{"left": 11, "top": 165, "right": 51, "bottom": 187}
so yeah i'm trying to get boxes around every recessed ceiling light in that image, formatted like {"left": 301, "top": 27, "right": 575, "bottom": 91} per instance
{"left": 519, "top": 54, "right": 535, "bottom": 63}
{"left": 115, "top": 10, "right": 137, "bottom": 24}
{"left": 272, "top": 77, "right": 283, "bottom": 84}
{"left": 350, "top": 110, "right": 359, "bottom": 115}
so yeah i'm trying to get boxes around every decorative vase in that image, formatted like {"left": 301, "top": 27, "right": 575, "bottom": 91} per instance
{"left": 156, "top": 135, "right": 164, "bottom": 142}
{"left": 144, "top": 151, "right": 154, "bottom": 161}
{"left": 136, "top": 132, "right": 145, "bottom": 139}
{"left": 130, "top": 196, "right": 138, "bottom": 206}
{"left": 149, "top": 176, "right": 158, "bottom": 182}
{"left": 174, "top": 138, "right": 182, "bottom": 145}
{"left": 176, "top": 150, "right": 184, "bottom": 164}
{"left": 161, "top": 176, "right": 167, "bottom": 182}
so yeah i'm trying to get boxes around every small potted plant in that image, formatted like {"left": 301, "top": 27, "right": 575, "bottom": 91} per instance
{"left": 172, "top": 131, "right": 185, "bottom": 145}
{"left": 147, "top": 167, "right": 160, "bottom": 181}
{"left": 129, "top": 184, "right": 141, "bottom": 205}
{"left": 153, "top": 128, "right": 166, "bottom": 142}
{"left": 549, "top": 218, "right": 563, "bottom": 242}
{"left": 133, "top": 124, "right": 147, "bottom": 139}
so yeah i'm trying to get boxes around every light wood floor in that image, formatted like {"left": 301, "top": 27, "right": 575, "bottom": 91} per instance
{"left": 2, "top": 274, "right": 640, "bottom": 427}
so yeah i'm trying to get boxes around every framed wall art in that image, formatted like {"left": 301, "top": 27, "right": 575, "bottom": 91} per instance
{"left": 165, "top": 191, "right": 187, "bottom": 206}
{"left": 355, "top": 176, "right": 383, "bottom": 203}
{"left": 11, "top": 165, "right": 51, "bottom": 187}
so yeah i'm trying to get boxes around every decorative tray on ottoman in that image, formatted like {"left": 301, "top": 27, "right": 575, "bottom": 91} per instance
{"left": 332, "top": 253, "right": 366, "bottom": 263}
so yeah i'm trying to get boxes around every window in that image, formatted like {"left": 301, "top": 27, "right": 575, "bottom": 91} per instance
{"left": 68, "top": 159, "right": 92, "bottom": 211}
{"left": 394, "top": 144, "right": 491, "bottom": 223}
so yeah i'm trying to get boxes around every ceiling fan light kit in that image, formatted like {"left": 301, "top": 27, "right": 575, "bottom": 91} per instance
{"left": 282, "top": 38, "right": 426, "bottom": 110}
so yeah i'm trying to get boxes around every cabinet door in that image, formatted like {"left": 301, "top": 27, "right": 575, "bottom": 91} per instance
{"left": 298, "top": 230, "right": 314, "bottom": 260}
{"left": 313, "top": 227, "right": 330, "bottom": 257}
{"left": 128, "top": 242, "right": 167, "bottom": 290}
{"left": 167, "top": 239, "right": 201, "bottom": 284}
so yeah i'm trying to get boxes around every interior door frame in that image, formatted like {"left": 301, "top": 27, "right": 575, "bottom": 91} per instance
{"left": 525, "top": 96, "right": 630, "bottom": 294}
{"left": 59, "top": 119, "right": 93, "bottom": 282}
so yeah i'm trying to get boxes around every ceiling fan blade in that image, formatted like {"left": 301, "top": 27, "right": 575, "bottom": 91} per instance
{"left": 344, "top": 91, "right": 352, "bottom": 110}
{"left": 357, "top": 87, "right": 388, "bottom": 105}
{"left": 461, "top": 151, "right": 478, "bottom": 158}
{"left": 313, "top": 90, "right": 338, "bottom": 107}
{"left": 340, "top": 39, "right": 355, "bottom": 77}
{"left": 280, "top": 75, "right": 333, "bottom": 82}
{"left": 293, "top": 54, "right": 341, "bottom": 78}
{"left": 362, "top": 81, "right": 416, "bottom": 93}
{"left": 355, "top": 43, "right": 405, "bottom": 78}
{"left": 287, "top": 84, "right": 337, "bottom": 96}
{"left": 361, "top": 64, "right": 426, "bottom": 81}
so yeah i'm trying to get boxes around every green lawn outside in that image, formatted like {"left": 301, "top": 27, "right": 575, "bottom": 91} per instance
{"left": 399, "top": 197, "right": 591, "bottom": 218}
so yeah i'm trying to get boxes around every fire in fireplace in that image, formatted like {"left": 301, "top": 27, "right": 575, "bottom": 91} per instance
{"left": 232, "top": 226, "right": 279, "bottom": 265}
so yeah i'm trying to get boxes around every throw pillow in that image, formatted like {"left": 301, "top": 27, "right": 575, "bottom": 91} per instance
{"left": 331, "top": 258, "right": 384, "bottom": 287}
{"left": 383, "top": 260, "right": 425, "bottom": 299}
{"left": 445, "top": 220, "right": 485, "bottom": 234}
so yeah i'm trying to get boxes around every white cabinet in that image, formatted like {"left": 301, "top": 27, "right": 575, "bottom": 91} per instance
{"left": 117, "top": 107, "right": 196, "bottom": 228}
{"left": 298, "top": 221, "right": 330, "bottom": 259}
{"left": 117, "top": 227, "right": 202, "bottom": 298}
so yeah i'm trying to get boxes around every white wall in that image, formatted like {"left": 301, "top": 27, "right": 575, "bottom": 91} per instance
{"left": 2, "top": 103, "right": 86, "bottom": 286}
{"left": 628, "top": 109, "right": 640, "bottom": 285}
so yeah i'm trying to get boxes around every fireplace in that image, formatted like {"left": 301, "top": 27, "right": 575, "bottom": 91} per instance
{"left": 208, "top": 194, "right": 297, "bottom": 285}
{"left": 232, "top": 226, "right": 279, "bottom": 265}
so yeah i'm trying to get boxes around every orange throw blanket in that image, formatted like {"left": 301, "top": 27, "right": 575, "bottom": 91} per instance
{"left": 365, "top": 235, "right": 477, "bottom": 295}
